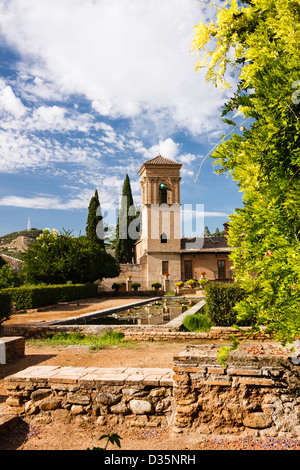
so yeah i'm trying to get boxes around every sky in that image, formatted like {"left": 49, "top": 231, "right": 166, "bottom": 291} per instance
{"left": 0, "top": 0, "right": 245, "bottom": 238}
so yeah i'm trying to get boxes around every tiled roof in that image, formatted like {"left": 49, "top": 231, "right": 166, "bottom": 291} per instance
{"left": 143, "top": 155, "right": 182, "bottom": 166}
{"left": 181, "top": 236, "right": 233, "bottom": 252}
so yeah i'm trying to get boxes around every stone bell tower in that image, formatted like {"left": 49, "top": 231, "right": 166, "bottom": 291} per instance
{"left": 135, "top": 155, "right": 182, "bottom": 289}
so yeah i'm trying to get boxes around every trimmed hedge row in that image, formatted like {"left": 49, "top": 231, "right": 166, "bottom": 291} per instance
{"left": 0, "top": 292, "right": 12, "bottom": 325}
{"left": 205, "top": 282, "right": 250, "bottom": 326}
{"left": 0, "top": 283, "right": 98, "bottom": 311}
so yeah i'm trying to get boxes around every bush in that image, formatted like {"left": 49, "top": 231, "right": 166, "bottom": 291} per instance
{"left": 186, "top": 279, "right": 197, "bottom": 288}
{"left": 183, "top": 312, "right": 212, "bottom": 332}
{"left": 151, "top": 282, "right": 162, "bottom": 289}
{"left": 112, "top": 282, "right": 124, "bottom": 292}
{"left": 131, "top": 282, "right": 141, "bottom": 291}
{"left": 204, "top": 282, "right": 250, "bottom": 326}
{"left": 1, "top": 283, "right": 98, "bottom": 311}
{"left": 0, "top": 265, "right": 23, "bottom": 289}
{"left": 0, "top": 292, "right": 12, "bottom": 324}
{"left": 198, "top": 279, "right": 208, "bottom": 287}
{"left": 175, "top": 281, "right": 184, "bottom": 287}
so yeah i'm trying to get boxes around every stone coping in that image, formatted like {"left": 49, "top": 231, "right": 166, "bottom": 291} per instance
{"left": 5, "top": 365, "right": 173, "bottom": 387}
{"left": 165, "top": 300, "right": 205, "bottom": 328}
{"left": 44, "top": 297, "right": 163, "bottom": 326}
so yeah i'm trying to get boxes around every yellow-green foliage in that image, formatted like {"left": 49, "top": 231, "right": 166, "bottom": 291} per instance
{"left": 192, "top": 0, "right": 300, "bottom": 343}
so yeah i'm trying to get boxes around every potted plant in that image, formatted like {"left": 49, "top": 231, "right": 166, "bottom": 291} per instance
{"left": 200, "top": 271, "right": 206, "bottom": 279}
{"left": 151, "top": 282, "right": 162, "bottom": 291}
{"left": 112, "top": 282, "right": 123, "bottom": 292}
{"left": 131, "top": 282, "right": 141, "bottom": 292}
{"left": 198, "top": 279, "right": 208, "bottom": 289}
{"left": 186, "top": 279, "right": 197, "bottom": 289}
{"left": 175, "top": 281, "right": 184, "bottom": 295}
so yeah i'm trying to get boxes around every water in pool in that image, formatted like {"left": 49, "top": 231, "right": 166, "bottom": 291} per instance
{"left": 86, "top": 298, "right": 197, "bottom": 326}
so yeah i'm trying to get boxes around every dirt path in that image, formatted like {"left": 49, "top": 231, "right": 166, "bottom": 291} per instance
{"left": 3, "top": 296, "right": 151, "bottom": 324}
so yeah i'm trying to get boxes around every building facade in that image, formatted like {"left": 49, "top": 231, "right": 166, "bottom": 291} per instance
{"left": 103, "top": 155, "right": 233, "bottom": 291}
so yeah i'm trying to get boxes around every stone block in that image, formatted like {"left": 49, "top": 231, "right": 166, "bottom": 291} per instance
{"left": 31, "top": 389, "right": 52, "bottom": 402}
{"left": 243, "top": 413, "right": 272, "bottom": 429}
{"left": 129, "top": 399, "right": 153, "bottom": 414}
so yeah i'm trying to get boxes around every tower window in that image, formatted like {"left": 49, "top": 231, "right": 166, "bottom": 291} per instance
{"left": 159, "top": 187, "right": 168, "bottom": 204}
{"left": 161, "top": 232, "right": 167, "bottom": 243}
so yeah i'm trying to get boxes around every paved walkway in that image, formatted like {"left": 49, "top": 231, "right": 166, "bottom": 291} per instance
{"left": 5, "top": 365, "right": 174, "bottom": 386}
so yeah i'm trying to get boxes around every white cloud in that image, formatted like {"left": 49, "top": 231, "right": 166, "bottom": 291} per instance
{"left": 0, "top": 188, "right": 95, "bottom": 210}
{"left": 0, "top": 0, "right": 230, "bottom": 137}
{"left": 0, "top": 80, "right": 27, "bottom": 117}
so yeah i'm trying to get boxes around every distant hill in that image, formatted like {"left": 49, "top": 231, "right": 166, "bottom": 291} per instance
{"left": 0, "top": 228, "right": 42, "bottom": 260}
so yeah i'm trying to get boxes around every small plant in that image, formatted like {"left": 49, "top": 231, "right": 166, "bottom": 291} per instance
{"left": 198, "top": 279, "right": 208, "bottom": 287}
{"left": 151, "top": 282, "right": 162, "bottom": 290}
{"left": 183, "top": 312, "right": 212, "bottom": 332}
{"left": 217, "top": 335, "right": 240, "bottom": 368}
{"left": 112, "top": 282, "right": 123, "bottom": 292}
{"left": 175, "top": 281, "right": 184, "bottom": 287}
{"left": 186, "top": 279, "right": 197, "bottom": 288}
{"left": 131, "top": 282, "right": 141, "bottom": 291}
{"left": 165, "top": 290, "right": 175, "bottom": 296}
{"left": 89, "top": 433, "right": 122, "bottom": 450}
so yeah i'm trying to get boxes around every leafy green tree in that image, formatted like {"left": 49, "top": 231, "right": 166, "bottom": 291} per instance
{"left": 23, "top": 229, "right": 120, "bottom": 284}
{"left": 86, "top": 189, "right": 105, "bottom": 249}
{"left": 192, "top": 0, "right": 300, "bottom": 342}
{"left": 0, "top": 264, "right": 23, "bottom": 288}
{"left": 115, "top": 174, "right": 136, "bottom": 263}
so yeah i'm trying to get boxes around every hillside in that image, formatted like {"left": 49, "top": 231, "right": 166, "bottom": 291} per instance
{"left": 0, "top": 228, "right": 42, "bottom": 260}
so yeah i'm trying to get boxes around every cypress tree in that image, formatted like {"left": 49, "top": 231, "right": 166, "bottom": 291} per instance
{"left": 86, "top": 189, "right": 105, "bottom": 249}
{"left": 115, "top": 174, "right": 136, "bottom": 263}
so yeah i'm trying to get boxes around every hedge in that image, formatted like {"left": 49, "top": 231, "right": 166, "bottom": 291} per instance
{"left": 204, "top": 282, "right": 251, "bottom": 327}
{"left": 0, "top": 292, "right": 12, "bottom": 324}
{"left": 0, "top": 283, "right": 98, "bottom": 311}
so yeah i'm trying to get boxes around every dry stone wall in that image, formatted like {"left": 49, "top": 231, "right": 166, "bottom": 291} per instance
{"left": 4, "top": 366, "right": 174, "bottom": 429}
{"left": 3, "top": 343, "right": 300, "bottom": 438}
{"left": 173, "top": 345, "right": 300, "bottom": 438}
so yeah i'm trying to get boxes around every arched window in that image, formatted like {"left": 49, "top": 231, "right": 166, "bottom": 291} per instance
{"left": 159, "top": 187, "right": 167, "bottom": 204}
{"left": 161, "top": 232, "right": 167, "bottom": 243}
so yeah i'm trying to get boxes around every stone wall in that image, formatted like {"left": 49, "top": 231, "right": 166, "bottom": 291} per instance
{"left": 173, "top": 345, "right": 300, "bottom": 438}
{"left": 4, "top": 366, "right": 173, "bottom": 430}
{"left": 1, "top": 323, "right": 267, "bottom": 342}
{"left": 4, "top": 343, "right": 300, "bottom": 438}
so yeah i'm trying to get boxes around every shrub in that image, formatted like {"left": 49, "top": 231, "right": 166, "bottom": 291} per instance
{"left": 204, "top": 282, "right": 250, "bottom": 326}
{"left": 0, "top": 292, "right": 12, "bottom": 324}
{"left": 175, "top": 281, "right": 184, "bottom": 287}
{"left": 112, "top": 282, "right": 123, "bottom": 292}
{"left": 131, "top": 282, "right": 141, "bottom": 291}
{"left": 186, "top": 279, "right": 197, "bottom": 288}
{"left": 183, "top": 312, "right": 212, "bottom": 332}
{"left": 1, "top": 283, "right": 98, "bottom": 311}
{"left": 0, "top": 265, "right": 23, "bottom": 289}
{"left": 151, "top": 282, "right": 162, "bottom": 289}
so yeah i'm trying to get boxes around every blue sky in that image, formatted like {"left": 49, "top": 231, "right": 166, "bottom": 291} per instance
{"left": 0, "top": 0, "right": 245, "bottom": 238}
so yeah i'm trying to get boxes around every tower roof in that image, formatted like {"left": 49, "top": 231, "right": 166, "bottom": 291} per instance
{"left": 139, "top": 155, "right": 182, "bottom": 174}
{"left": 144, "top": 155, "right": 181, "bottom": 165}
